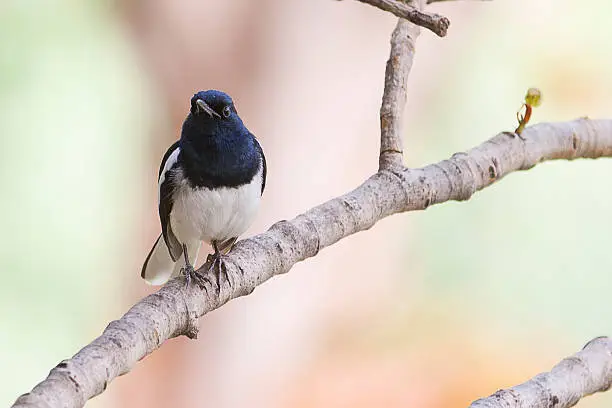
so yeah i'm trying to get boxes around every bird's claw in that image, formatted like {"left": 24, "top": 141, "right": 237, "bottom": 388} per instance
{"left": 181, "top": 264, "right": 209, "bottom": 290}
{"left": 205, "top": 253, "right": 230, "bottom": 292}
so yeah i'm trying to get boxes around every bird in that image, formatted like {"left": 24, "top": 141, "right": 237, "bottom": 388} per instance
{"left": 141, "top": 90, "right": 266, "bottom": 288}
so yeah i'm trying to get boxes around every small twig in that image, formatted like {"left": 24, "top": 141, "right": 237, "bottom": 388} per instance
{"left": 515, "top": 88, "right": 542, "bottom": 136}
{"left": 515, "top": 104, "right": 532, "bottom": 135}
{"left": 356, "top": 0, "right": 450, "bottom": 37}
{"left": 469, "top": 337, "right": 612, "bottom": 408}
{"left": 379, "top": 15, "right": 421, "bottom": 170}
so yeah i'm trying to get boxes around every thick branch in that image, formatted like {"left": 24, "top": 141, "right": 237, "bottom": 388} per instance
{"left": 469, "top": 337, "right": 612, "bottom": 408}
{"left": 379, "top": 17, "right": 420, "bottom": 170}
{"left": 356, "top": 0, "right": 450, "bottom": 36}
{"left": 12, "top": 118, "right": 612, "bottom": 408}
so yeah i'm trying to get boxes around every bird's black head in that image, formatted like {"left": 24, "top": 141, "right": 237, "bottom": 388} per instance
{"left": 182, "top": 89, "right": 248, "bottom": 149}
{"left": 179, "top": 90, "right": 261, "bottom": 188}
{"left": 181, "top": 89, "right": 254, "bottom": 158}
{"left": 187, "top": 90, "right": 241, "bottom": 130}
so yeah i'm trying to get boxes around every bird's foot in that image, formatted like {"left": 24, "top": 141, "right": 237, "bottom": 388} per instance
{"left": 205, "top": 253, "right": 230, "bottom": 291}
{"left": 181, "top": 263, "right": 209, "bottom": 290}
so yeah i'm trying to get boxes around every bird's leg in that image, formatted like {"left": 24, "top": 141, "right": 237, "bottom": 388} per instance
{"left": 207, "top": 241, "right": 222, "bottom": 287}
{"left": 181, "top": 243, "right": 193, "bottom": 288}
{"left": 206, "top": 240, "right": 233, "bottom": 290}
{"left": 217, "top": 237, "right": 237, "bottom": 255}
{"left": 181, "top": 243, "right": 208, "bottom": 289}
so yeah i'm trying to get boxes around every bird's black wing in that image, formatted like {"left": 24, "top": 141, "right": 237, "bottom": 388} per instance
{"left": 253, "top": 136, "right": 266, "bottom": 195}
{"left": 158, "top": 142, "right": 183, "bottom": 262}
{"left": 159, "top": 140, "right": 180, "bottom": 178}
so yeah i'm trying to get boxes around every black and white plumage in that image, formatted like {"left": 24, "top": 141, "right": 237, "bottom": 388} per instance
{"left": 141, "top": 90, "right": 266, "bottom": 286}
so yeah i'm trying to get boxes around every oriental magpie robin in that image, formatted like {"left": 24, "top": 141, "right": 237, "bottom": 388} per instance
{"left": 141, "top": 90, "right": 266, "bottom": 287}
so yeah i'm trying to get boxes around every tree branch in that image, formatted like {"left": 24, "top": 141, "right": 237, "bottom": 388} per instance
{"left": 12, "top": 118, "right": 612, "bottom": 408}
{"left": 379, "top": 17, "right": 420, "bottom": 170}
{"left": 469, "top": 337, "right": 612, "bottom": 408}
{"left": 356, "top": 0, "right": 450, "bottom": 36}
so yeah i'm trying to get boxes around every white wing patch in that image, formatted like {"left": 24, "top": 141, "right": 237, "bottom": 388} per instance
{"left": 158, "top": 147, "right": 180, "bottom": 205}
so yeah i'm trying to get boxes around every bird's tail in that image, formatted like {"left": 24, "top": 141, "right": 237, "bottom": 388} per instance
{"left": 141, "top": 235, "right": 200, "bottom": 285}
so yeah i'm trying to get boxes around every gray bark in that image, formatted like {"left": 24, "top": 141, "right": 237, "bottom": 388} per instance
{"left": 356, "top": 0, "right": 450, "bottom": 36}
{"left": 470, "top": 337, "right": 612, "bottom": 408}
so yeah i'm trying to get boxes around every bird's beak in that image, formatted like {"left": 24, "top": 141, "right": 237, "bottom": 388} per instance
{"left": 196, "top": 99, "right": 221, "bottom": 118}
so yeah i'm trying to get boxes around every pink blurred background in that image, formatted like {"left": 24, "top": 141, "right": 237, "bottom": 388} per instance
{"left": 2, "top": 1, "right": 612, "bottom": 407}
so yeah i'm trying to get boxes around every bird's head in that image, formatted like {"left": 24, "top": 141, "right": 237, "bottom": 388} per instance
{"left": 182, "top": 90, "right": 249, "bottom": 151}
{"left": 188, "top": 90, "right": 240, "bottom": 127}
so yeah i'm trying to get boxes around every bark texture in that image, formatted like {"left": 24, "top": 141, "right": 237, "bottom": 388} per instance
{"left": 356, "top": 0, "right": 450, "bottom": 36}
{"left": 379, "top": 17, "right": 421, "bottom": 170}
{"left": 470, "top": 337, "right": 612, "bottom": 408}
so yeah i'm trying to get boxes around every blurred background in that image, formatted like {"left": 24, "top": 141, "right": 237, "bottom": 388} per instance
{"left": 2, "top": 0, "right": 612, "bottom": 407}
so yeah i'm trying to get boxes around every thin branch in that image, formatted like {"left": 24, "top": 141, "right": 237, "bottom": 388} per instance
{"left": 469, "top": 337, "right": 612, "bottom": 408}
{"left": 379, "top": 17, "right": 420, "bottom": 170}
{"left": 12, "top": 118, "right": 612, "bottom": 408}
{"left": 356, "top": 0, "right": 450, "bottom": 37}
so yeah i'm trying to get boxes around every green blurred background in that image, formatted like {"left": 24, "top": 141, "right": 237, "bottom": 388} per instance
{"left": 1, "top": 0, "right": 611, "bottom": 407}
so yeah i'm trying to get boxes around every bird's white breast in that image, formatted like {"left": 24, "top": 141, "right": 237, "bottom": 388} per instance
{"left": 169, "top": 166, "right": 263, "bottom": 244}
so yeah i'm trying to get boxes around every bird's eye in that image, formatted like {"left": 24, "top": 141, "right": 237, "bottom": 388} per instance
{"left": 222, "top": 106, "right": 231, "bottom": 118}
